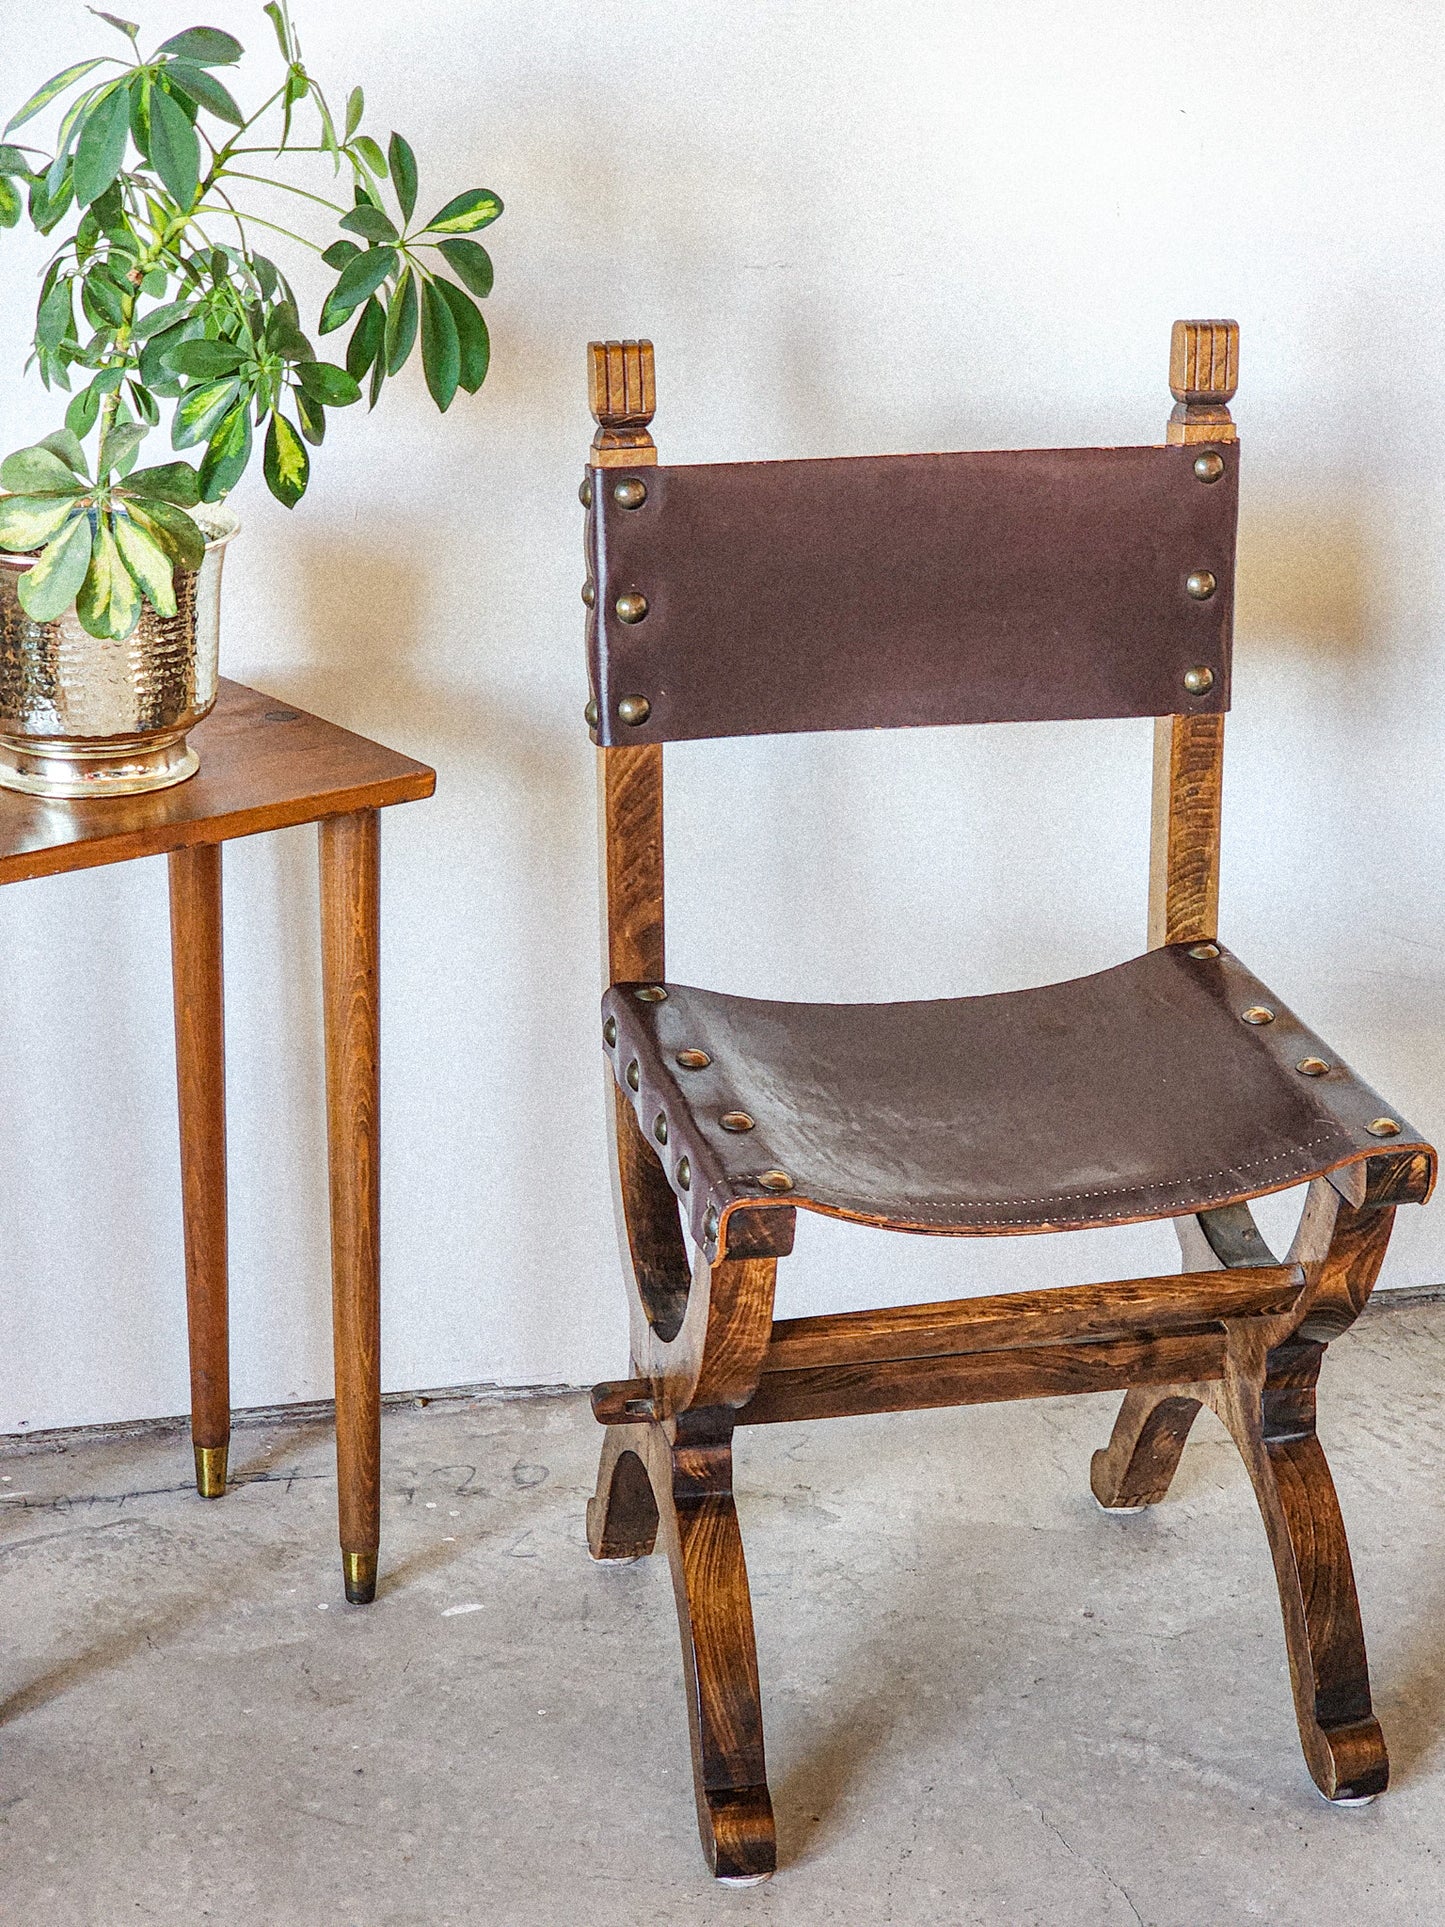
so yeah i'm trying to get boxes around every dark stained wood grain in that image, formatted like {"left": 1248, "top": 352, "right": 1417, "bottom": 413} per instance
{"left": 168, "top": 840, "right": 230, "bottom": 1498}
{"left": 1090, "top": 1387, "right": 1205, "bottom": 1509}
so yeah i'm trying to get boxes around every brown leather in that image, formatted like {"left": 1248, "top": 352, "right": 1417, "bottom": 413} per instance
{"left": 602, "top": 944, "right": 1434, "bottom": 1257}
{"left": 586, "top": 442, "right": 1237, "bottom": 746}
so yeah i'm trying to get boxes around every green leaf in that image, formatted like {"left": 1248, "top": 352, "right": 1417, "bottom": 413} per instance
{"left": 436, "top": 237, "right": 493, "bottom": 299}
{"left": 172, "top": 377, "right": 241, "bottom": 449}
{"left": 36, "top": 276, "right": 74, "bottom": 351}
{"left": 433, "top": 278, "right": 489, "bottom": 393}
{"left": 351, "top": 133, "right": 388, "bottom": 177}
{"left": 384, "top": 267, "right": 417, "bottom": 375}
{"left": 113, "top": 509, "right": 177, "bottom": 615}
{"left": 29, "top": 165, "right": 74, "bottom": 233}
{"left": 0, "top": 495, "right": 85, "bottom": 554}
{"left": 387, "top": 131, "right": 417, "bottom": 224}
{"left": 127, "top": 380, "right": 160, "bottom": 426}
{"left": 126, "top": 495, "right": 204, "bottom": 568}
{"left": 262, "top": 2, "right": 291, "bottom": 60}
{"left": 419, "top": 277, "right": 460, "bottom": 412}
{"left": 321, "top": 237, "right": 360, "bottom": 271}
{"left": 153, "top": 27, "right": 243, "bottom": 65}
{"left": 0, "top": 145, "right": 34, "bottom": 175}
{"left": 423, "top": 188, "right": 502, "bottom": 235}
{"left": 0, "top": 444, "right": 85, "bottom": 494}
{"left": 345, "top": 86, "right": 364, "bottom": 139}
{"left": 198, "top": 402, "right": 252, "bottom": 500}
{"left": 319, "top": 244, "right": 397, "bottom": 333}
{"left": 294, "top": 389, "right": 326, "bottom": 445}
{"left": 99, "top": 419, "right": 148, "bottom": 479}
{"left": 164, "top": 59, "right": 244, "bottom": 125}
{"left": 76, "top": 514, "right": 141, "bottom": 638}
{"left": 295, "top": 359, "right": 361, "bottom": 406}
{"left": 147, "top": 80, "right": 200, "bottom": 207}
{"left": 123, "top": 460, "right": 201, "bottom": 505}
{"left": 339, "top": 204, "right": 397, "bottom": 244}
{"left": 346, "top": 296, "right": 385, "bottom": 382}
{"left": 38, "top": 428, "right": 88, "bottom": 474}
{"left": 16, "top": 511, "right": 94, "bottom": 620}
{"left": 251, "top": 253, "right": 279, "bottom": 300}
{"left": 263, "top": 411, "right": 309, "bottom": 509}
{"left": 72, "top": 79, "right": 132, "bottom": 206}
{"left": 131, "top": 298, "right": 194, "bottom": 341}
{"left": 65, "top": 382, "right": 103, "bottom": 438}
{"left": 81, "top": 264, "right": 127, "bottom": 330}
{"left": 5, "top": 59, "right": 108, "bottom": 135}
{"left": 163, "top": 338, "right": 246, "bottom": 379}
{"left": 0, "top": 176, "right": 20, "bottom": 228}
{"left": 265, "top": 308, "right": 312, "bottom": 362}
{"left": 88, "top": 9, "right": 140, "bottom": 42}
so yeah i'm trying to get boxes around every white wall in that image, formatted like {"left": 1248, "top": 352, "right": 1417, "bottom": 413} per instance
{"left": 0, "top": 0, "right": 1442, "bottom": 1431}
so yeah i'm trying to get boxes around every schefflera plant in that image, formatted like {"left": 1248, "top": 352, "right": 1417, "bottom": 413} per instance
{"left": 0, "top": 3, "right": 502, "bottom": 641}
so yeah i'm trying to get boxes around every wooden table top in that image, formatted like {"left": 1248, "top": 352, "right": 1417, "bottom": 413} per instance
{"left": 0, "top": 679, "right": 436, "bottom": 885}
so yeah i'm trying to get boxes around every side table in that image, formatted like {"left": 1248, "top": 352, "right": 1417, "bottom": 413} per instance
{"left": 0, "top": 679, "right": 435, "bottom": 1604}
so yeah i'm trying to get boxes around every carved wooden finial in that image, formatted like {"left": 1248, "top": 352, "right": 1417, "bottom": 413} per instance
{"left": 588, "top": 340, "right": 657, "bottom": 466}
{"left": 1167, "top": 320, "right": 1239, "bottom": 445}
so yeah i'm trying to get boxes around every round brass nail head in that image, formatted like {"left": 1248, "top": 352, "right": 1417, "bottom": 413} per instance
{"left": 757, "top": 1169, "right": 794, "bottom": 1192}
{"left": 1368, "top": 1117, "right": 1402, "bottom": 1137}
{"left": 653, "top": 1112, "right": 669, "bottom": 1145}
{"left": 625, "top": 1059, "right": 640, "bottom": 1091}
{"left": 581, "top": 580, "right": 595, "bottom": 607}
{"left": 676, "top": 1157, "right": 691, "bottom": 1190}
{"left": 603, "top": 1016, "right": 617, "bottom": 1047}
{"left": 720, "top": 1111, "right": 755, "bottom": 1133}
{"left": 1188, "top": 942, "right": 1220, "bottom": 959}
{"left": 1186, "top": 570, "right": 1218, "bottom": 601}
{"left": 1193, "top": 451, "right": 1225, "bottom": 484}
{"left": 1296, "top": 1056, "right": 1330, "bottom": 1077}
{"left": 584, "top": 697, "right": 599, "bottom": 729}
{"left": 634, "top": 984, "right": 668, "bottom": 1002}
{"left": 1183, "top": 666, "right": 1215, "bottom": 695}
{"left": 1242, "top": 1005, "right": 1275, "bottom": 1025}
{"left": 676, "top": 1049, "right": 711, "bottom": 1070}
{"left": 579, "top": 476, "right": 593, "bottom": 509}
{"left": 615, "top": 592, "right": 649, "bottom": 623}
{"left": 704, "top": 1206, "right": 720, "bottom": 1242}
{"left": 613, "top": 477, "right": 648, "bottom": 509}
{"left": 617, "top": 694, "right": 652, "bottom": 727}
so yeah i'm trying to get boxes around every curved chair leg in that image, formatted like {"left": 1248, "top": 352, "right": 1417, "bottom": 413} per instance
{"left": 1214, "top": 1339, "right": 1387, "bottom": 1803}
{"left": 587, "top": 1424, "right": 659, "bottom": 1562}
{"left": 653, "top": 1415, "right": 776, "bottom": 1884}
{"left": 1090, "top": 1386, "right": 1203, "bottom": 1509}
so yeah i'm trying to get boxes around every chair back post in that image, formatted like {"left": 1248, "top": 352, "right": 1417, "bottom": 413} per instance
{"left": 588, "top": 340, "right": 663, "bottom": 985}
{"left": 1148, "top": 319, "right": 1239, "bottom": 948}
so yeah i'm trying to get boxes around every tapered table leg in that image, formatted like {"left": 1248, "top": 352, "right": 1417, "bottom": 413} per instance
{"left": 319, "top": 808, "right": 382, "bottom": 1605}
{"left": 168, "top": 841, "right": 230, "bottom": 1500}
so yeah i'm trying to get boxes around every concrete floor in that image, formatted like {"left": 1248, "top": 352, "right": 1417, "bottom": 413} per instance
{"left": 4, "top": 1305, "right": 1445, "bottom": 1924}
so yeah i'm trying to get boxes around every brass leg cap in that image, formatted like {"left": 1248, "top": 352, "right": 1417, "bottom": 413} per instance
{"left": 194, "top": 1443, "right": 228, "bottom": 1500}
{"left": 343, "top": 1550, "right": 378, "bottom": 1606}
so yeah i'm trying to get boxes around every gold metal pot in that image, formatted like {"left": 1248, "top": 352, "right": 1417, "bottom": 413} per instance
{"left": 0, "top": 505, "right": 238, "bottom": 798}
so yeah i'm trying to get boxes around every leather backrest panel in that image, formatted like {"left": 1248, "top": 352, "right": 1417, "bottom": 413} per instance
{"left": 586, "top": 441, "right": 1237, "bottom": 745}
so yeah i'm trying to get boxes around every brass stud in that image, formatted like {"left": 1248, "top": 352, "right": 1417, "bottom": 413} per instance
{"left": 676, "top": 1156, "right": 691, "bottom": 1190}
{"left": 617, "top": 694, "right": 652, "bottom": 727}
{"left": 579, "top": 475, "right": 593, "bottom": 509}
{"left": 1241, "top": 1005, "right": 1275, "bottom": 1025}
{"left": 613, "top": 477, "right": 648, "bottom": 510}
{"left": 704, "top": 1205, "right": 720, "bottom": 1242}
{"left": 615, "top": 591, "right": 649, "bottom": 623}
{"left": 676, "top": 1049, "right": 711, "bottom": 1070}
{"left": 1368, "top": 1117, "right": 1402, "bottom": 1138}
{"left": 581, "top": 580, "right": 595, "bottom": 607}
{"left": 625, "top": 1058, "right": 640, "bottom": 1091}
{"left": 653, "top": 1112, "right": 669, "bottom": 1145}
{"left": 1296, "top": 1056, "right": 1330, "bottom": 1077}
{"left": 634, "top": 984, "right": 668, "bottom": 1002}
{"left": 603, "top": 1016, "right": 617, "bottom": 1047}
{"left": 757, "top": 1169, "right": 793, "bottom": 1192}
{"left": 584, "top": 697, "right": 599, "bottom": 729}
{"left": 720, "top": 1110, "right": 755, "bottom": 1133}
{"left": 1188, "top": 942, "right": 1220, "bottom": 959}
{"left": 1183, "top": 666, "right": 1215, "bottom": 695}
{"left": 1186, "top": 569, "right": 1217, "bottom": 601}
{"left": 1193, "top": 451, "right": 1225, "bottom": 484}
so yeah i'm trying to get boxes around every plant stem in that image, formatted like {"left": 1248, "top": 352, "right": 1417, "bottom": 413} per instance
{"left": 191, "top": 206, "right": 322, "bottom": 251}
{"left": 216, "top": 169, "right": 348, "bottom": 214}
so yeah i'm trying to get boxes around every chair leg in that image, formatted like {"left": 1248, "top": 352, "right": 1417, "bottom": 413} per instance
{"left": 1214, "top": 1339, "right": 1387, "bottom": 1803}
{"left": 1090, "top": 1386, "right": 1203, "bottom": 1509}
{"left": 654, "top": 1414, "right": 776, "bottom": 1885}
{"left": 587, "top": 1424, "right": 659, "bottom": 1562}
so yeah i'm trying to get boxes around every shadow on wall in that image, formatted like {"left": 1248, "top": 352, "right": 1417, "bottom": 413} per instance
{"left": 1236, "top": 505, "right": 1371, "bottom": 666}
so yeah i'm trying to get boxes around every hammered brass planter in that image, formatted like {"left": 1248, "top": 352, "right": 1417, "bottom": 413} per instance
{"left": 0, "top": 506, "right": 238, "bottom": 798}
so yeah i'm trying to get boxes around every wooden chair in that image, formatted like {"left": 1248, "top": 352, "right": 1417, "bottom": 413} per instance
{"left": 578, "top": 323, "right": 1436, "bottom": 1883}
